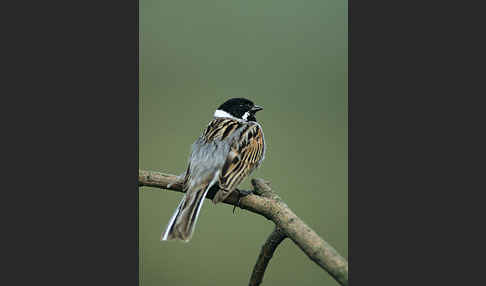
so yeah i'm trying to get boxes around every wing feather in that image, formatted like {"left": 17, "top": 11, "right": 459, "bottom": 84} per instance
{"left": 213, "top": 123, "right": 265, "bottom": 203}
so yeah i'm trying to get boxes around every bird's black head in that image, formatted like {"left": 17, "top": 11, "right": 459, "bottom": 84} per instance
{"left": 215, "top": 98, "right": 263, "bottom": 122}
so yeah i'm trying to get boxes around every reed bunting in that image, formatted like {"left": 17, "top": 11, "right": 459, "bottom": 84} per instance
{"left": 161, "top": 98, "right": 265, "bottom": 242}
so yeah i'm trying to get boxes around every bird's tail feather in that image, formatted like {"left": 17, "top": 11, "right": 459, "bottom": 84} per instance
{"left": 161, "top": 185, "right": 210, "bottom": 242}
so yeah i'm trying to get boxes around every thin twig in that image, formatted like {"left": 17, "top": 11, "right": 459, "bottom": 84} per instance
{"left": 249, "top": 227, "right": 286, "bottom": 286}
{"left": 139, "top": 170, "right": 348, "bottom": 286}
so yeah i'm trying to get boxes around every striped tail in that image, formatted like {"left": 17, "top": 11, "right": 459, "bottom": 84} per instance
{"left": 161, "top": 185, "right": 211, "bottom": 242}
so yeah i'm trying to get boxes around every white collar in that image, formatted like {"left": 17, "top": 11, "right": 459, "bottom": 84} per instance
{"left": 214, "top": 109, "right": 243, "bottom": 121}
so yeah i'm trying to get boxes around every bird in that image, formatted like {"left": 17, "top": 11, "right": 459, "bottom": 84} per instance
{"left": 161, "top": 98, "right": 265, "bottom": 242}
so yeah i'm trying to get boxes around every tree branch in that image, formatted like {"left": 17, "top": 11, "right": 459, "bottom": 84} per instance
{"left": 249, "top": 227, "right": 286, "bottom": 286}
{"left": 139, "top": 170, "right": 348, "bottom": 286}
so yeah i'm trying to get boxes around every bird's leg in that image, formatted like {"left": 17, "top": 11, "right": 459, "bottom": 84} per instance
{"left": 232, "top": 188, "right": 253, "bottom": 214}
{"left": 237, "top": 189, "right": 253, "bottom": 197}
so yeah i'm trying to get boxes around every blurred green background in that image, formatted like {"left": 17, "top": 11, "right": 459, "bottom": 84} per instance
{"left": 139, "top": 0, "right": 347, "bottom": 285}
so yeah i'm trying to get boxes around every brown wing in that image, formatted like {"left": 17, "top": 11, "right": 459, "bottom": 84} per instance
{"left": 213, "top": 123, "right": 265, "bottom": 203}
{"left": 202, "top": 118, "right": 243, "bottom": 142}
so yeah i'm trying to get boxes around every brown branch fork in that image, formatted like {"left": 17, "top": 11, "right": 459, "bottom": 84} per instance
{"left": 139, "top": 170, "right": 348, "bottom": 286}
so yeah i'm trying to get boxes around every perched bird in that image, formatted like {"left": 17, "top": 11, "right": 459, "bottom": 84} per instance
{"left": 161, "top": 98, "right": 265, "bottom": 242}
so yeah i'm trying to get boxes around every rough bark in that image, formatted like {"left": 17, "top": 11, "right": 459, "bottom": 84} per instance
{"left": 249, "top": 227, "right": 286, "bottom": 286}
{"left": 139, "top": 170, "right": 348, "bottom": 286}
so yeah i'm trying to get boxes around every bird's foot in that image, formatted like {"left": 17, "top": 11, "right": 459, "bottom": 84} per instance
{"left": 232, "top": 189, "right": 253, "bottom": 214}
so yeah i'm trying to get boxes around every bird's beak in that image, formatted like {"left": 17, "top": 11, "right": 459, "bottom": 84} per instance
{"left": 251, "top": 105, "right": 263, "bottom": 113}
